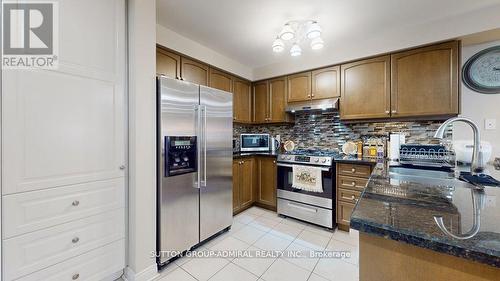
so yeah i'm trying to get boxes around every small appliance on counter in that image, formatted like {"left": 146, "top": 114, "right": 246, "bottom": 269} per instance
{"left": 271, "top": 135, "right": 281, "bottom": 153}
{"left": 389, "top": 134, "right": 406, "bottom": 161}
{"left": 453, "top": 140, "right": 492, "bottom": 167}
{"left": 240, "top": 133, "right": 270, "bottom": 152}
{"left": 399, "top": 144, "right": 455, "bottom": 168}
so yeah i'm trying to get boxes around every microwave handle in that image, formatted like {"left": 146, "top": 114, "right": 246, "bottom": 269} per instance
{"left": 276, "top": 163, "right": 331, "bottom": 172}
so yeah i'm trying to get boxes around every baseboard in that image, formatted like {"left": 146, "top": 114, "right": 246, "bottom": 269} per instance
{"left": 123, "top": 264, "right": 158, "bottom": 281}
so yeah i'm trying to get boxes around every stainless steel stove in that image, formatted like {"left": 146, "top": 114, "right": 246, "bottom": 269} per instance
{"left": 276, "top": 153, "right": 336, "bottom": 229}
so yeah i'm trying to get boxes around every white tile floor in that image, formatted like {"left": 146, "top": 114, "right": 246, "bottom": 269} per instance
{"left": 156, "top": 206, "right": 359, "bottom": 281}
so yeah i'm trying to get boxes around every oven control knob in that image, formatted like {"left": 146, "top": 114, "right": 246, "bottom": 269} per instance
{"left": 286, "top": 156, "right": 291, "bottom": 160}
{"left": 314, "top": 158, "right": 319, "bottom": 163}
{"left": 321, "top": 159, "right": 327, "bottom": 163}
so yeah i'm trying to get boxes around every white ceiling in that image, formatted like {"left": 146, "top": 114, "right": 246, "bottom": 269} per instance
{"left": 157, "top": 0, "right": 500, "bottom": 79}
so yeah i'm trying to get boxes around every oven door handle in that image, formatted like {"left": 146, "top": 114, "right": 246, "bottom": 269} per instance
{"left": 277, "top": 163, "right": 331, "bottom": 172}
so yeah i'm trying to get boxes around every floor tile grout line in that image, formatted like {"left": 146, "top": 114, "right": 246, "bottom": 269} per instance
{"left": 179, "top": 266, "right": 201, "bottom": 281}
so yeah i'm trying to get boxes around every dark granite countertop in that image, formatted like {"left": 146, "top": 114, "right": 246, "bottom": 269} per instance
{"left": 233, "top": 151, "right": 279, "bottom": 158}
{"left": 350, "top": 161, "right": 500, "bottom": 268}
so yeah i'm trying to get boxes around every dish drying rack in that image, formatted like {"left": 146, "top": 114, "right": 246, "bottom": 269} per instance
{"left": 399, "top": 144, "right": 455, "bottom": 168}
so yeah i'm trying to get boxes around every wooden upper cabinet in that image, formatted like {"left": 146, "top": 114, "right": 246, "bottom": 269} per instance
{"left": 181, "top": 57, "right": 209, "bottom": 86}
{"left": 391, "top": 41, "right": 459, "bottom": 117}
{"left": 253, "top": 81, "right": 269, "bottom": 123}
{"left": 209, "top": 68, "right": 233, "bottom": 92}
{"left": 340, "top": 56, "right": 391, "bottom": 120}
{"left": 268, "top": 77, "right": 288, "bottom": 122}
{"left": 287, "top": 72, "right": 312, "bottom": 102}
{"left": 312, "top": 66, "right": 340, "bottom": 100}
{"left": 156, "top": 48, "right": 180, "bottom": 78}
{"left": 233, "top": 78, "right": 252, "bottom": 123}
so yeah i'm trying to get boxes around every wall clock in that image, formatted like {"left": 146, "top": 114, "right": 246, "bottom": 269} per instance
{"left": 462, "top": 46, "right": 500, "bottom": 94}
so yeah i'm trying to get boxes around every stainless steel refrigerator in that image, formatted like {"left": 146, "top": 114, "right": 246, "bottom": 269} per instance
{"left": 156, "top": 76, "right": 233, "bottom": 267}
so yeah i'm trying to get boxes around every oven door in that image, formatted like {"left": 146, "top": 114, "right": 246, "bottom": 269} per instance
{"left": 277, "top": 162, "right": 334, "bottom": 201}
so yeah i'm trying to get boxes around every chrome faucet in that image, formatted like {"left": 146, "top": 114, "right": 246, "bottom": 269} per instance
{"left": 434, "top": 117, "right": 484, "bottom": 175}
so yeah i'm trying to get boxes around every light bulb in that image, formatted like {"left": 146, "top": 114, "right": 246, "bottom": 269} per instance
{"left": 279, "top": 24, "right": 295, "bottom": 41}
{"left": 311, "top": 37, "right": 324, "bottom": 50}
{"left": 272, "top": 38, "right": 284, "bottom": 53}
{"left": 306, "top": 21, "right": 322, "bottom": 39}
{"left": 290, "top": 43, "right": 302, "bottom": 57}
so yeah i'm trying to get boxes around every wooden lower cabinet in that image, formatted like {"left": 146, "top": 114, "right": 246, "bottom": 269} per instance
{"left": 336, "top": 163, "right": 373, "bottom": 231}
{"left": 233, "top": 158, "right": 255, "bottom": 214}
{"left": 256, "top": 157, "right": 277, "bottom": 209}
{"left": 337, "top": 201, "right": 355, "bottom": 230}
{"left": 232, "top": 160, "right": 241, "bottom": 213}
{"left": 233, "top": 156, "right": 277, "bottom": 214}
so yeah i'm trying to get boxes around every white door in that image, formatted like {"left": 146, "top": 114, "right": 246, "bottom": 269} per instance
{"left": 1, "top": 1, "right": 126, "bottom": 278}
{"left": 2, "top": 0, "right": 126, "bottom": 195}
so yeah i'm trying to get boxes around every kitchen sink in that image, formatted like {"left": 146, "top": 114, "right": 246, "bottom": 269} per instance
{"left": 388, "top": 166, "right": 472, "bottom": 189}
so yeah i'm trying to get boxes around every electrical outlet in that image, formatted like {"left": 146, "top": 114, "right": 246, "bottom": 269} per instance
{"left": 485, "top": 119, "right": 496, "bottom": 130}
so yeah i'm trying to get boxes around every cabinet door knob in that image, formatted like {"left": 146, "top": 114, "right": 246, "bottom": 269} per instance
{"left": 72, "top": 237, "right": 80, "bottom": 244}
{"left": 72, "top": 200, "right": 80, "bottom": 207}
{"left": 311, "top": 94, "right": 315, "bottom": 97}
{"left": 119, "top": 165, "right": 126, "bottom": 170}
{"left": 72, "top": 273, "right": 80, "bottom": 280}
{"left": 351, "top": 182, "right": 356, "bottom": 186}
{"left": 351, "top": 168, "right": 356, "bottom": 173}
{"left": 351, "top": 195, "right": 356, "bottom": 200}
{"left": 385, "top": 110, "right": 390, "bottom": 114}
{"left": 391, "top": 110, "right": 397, "bottom": 113}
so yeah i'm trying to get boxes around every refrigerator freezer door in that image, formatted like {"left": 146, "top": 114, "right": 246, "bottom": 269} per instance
{"left": 199, "top": 86, "right": 233, "bottom": 241}
{"left": 157, "top": 77, "right": 200, "bottom": 265}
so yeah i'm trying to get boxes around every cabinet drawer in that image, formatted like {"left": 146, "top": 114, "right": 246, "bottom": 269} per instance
{"left": 338, "top": 188, "right": 361, "bottom": 204}
{"left": 338, "top": 175, "right": 368, "bottom": 191}
{"left": 3, "top": 209, "right": 124, "bottom": 280}
{"left": 278, "top": 198, "right": 333, "bottom": 228}
{"left": 337, "top": 201, "right": 355, "bottom": 226}
{"left": 338, "top": 163, "right": 372, "bottom": 177}
{"left": 3, "top": 178, "right": 125, "bottom": 238}
{"left": 16, "top": 239, "right": 125, "bottom": 281}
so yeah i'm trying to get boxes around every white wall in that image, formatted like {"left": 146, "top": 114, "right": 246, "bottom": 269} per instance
{"left": 253, "top": 4, "right": 500, "bottom": 80}
{"left": 453, "top": 40, "right": 500, "bottom": 166}
{"left": 127, "top": 0, "right": 158, "bottom": 279}
{"left": 156, "top": 24, "right": 253, "bottom": 80}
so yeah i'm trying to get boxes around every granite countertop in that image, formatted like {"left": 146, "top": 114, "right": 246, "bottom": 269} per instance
{"left": 350, "top": 161, "right": 500, "bottom": 268}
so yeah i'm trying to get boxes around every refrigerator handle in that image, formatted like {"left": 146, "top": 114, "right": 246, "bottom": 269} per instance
{"left": 201, "top": 105, "right": 207, "bottom": 187}
{"left": 195, "top": 105, "right": 201, "bottom": 189}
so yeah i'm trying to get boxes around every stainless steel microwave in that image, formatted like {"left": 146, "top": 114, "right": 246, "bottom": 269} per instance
{"left": 240, "top": 134, "right": 270, "bottom": 152}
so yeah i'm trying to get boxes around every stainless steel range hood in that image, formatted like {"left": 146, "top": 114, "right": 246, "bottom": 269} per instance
{"left": 285, "top": 98, "right": 339, "bottom": 113}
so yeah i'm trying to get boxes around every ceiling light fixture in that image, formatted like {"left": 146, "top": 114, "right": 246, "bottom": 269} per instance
{"left": 272, "top": 37, "right": 285, "bottom": 53}
{"left": 273, "top": 20, "right": 324, "bottom": 56}
{"left": 279, "top": 24, "right": 295, "bottom": 41}
{"left": 290, "top": 43, "right": 302, "bottom": 56}
{"left": 310, "top": 37, "right": 324, "bottom": 50}
{"left": 306, "top": 21, "right": 322, "bottom": 39}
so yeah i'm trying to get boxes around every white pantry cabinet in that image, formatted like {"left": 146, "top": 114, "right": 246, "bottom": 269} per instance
{"left": 1, "top": 0, "right": 127, "bottom": 280}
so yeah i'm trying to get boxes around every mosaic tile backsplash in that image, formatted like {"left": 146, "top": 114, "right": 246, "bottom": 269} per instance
{"left": 234, "top": 111, "right": 450, "bottom": 151}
